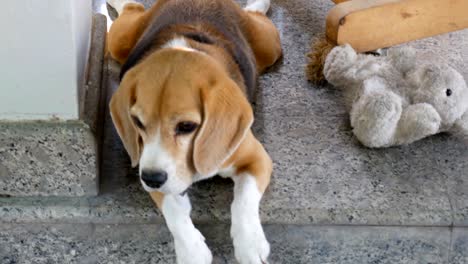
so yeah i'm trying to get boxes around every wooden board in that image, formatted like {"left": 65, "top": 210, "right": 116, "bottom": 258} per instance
{"left": 326, "top": 0, "right": 468, "bottom": 52}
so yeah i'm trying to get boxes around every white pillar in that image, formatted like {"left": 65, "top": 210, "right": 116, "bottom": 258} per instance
{"left": 0, "top": 0, "right": 92, "bottom": 120}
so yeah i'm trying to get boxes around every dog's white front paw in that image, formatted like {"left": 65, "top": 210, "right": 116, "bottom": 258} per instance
{"left": 174, "top": 230, "right": 212, "bottom": 264}
{"left": 231, "top": 225, "right": 270, "bottom": 264}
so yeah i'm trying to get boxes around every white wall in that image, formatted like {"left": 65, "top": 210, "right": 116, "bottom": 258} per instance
{"left": 0, "top": 0, "right": 92, "bottom": 120}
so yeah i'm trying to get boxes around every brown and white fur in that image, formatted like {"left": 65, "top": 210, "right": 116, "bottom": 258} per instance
{"left": 107, "top": 0, "right": 281, "bottom": 263}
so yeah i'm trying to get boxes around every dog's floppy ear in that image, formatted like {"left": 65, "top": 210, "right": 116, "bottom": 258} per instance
{"left": 193, "top": 78, "right": 254, "bottom": 176}
{"left": 109, "top": 73, "right": 141, "bottom": 167}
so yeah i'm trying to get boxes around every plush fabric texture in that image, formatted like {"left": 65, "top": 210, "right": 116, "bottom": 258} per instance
{"left": 324, "top": 45, "right": 468, "bottom": 148}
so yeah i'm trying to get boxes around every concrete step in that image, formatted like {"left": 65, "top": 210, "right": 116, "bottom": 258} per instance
{"left": 2, "top": 223, "right": 466, "bottom": 264}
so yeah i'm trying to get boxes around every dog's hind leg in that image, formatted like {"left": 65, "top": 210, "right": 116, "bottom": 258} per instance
{"left": 107, "top": 0, "right": 138, "bottom": 16}
{"left": 150, "top": 192, "right": 213, "bottom": 264}
{"left": 244, "top": 0, "right": 271, "bottom": 15}
{"left": 243, "top": 10, "right": 282, "bottom": 73}
{"left": 107, "top": 0, "right": 150, "bottom": 64}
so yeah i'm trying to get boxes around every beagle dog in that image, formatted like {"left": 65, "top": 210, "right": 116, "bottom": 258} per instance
{"left": 107, "top": 0, "right": 281, "bottom": 263}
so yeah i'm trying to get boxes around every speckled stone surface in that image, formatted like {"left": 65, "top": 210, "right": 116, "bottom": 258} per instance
{"left": 248, "top": 0, "right": 467, "bottom": 226}
{"left": 2, "top": 0, "right": 467, "bottom": 261}
{"left": 83, "top": 0, "right": 468, "bottom": 226}
{"left": 0, "top": 15, "right": 106, "bottom": 197}
{"left": 0, "top": 223, "right": 459, "bottom": 264}
{"left": 2, "top": 0, "right": 467, "bottom": 229}
{"left": 0, "top": 122, "right": 98, "bottom": 197}
{"left": 451, "top": 228, "right": 468, "bottom": 264}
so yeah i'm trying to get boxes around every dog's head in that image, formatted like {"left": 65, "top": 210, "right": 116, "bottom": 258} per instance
{"left": 110, "top": 49, "right": 253, "bottom": 194}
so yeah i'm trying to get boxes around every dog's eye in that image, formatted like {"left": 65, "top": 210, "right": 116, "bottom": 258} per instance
{"left": 175, "top": 121, "right": 198, "bottom": 135}
{"left": 131, "top": 115, "right": 145, "bottom": 130}
{"left": 446, "top": 89, "right": 452, "bottom": 97}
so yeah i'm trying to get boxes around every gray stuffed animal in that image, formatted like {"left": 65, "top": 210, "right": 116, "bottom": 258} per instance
{"left": 324, "top": 44, "right": 468, "bottom": 148}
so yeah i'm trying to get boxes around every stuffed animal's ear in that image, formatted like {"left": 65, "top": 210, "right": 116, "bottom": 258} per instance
{"left": 109, "top": 73, "right": 141, "bottom": 167}
{"left": 193, "top": 79, "right": 253, "bottom": 176}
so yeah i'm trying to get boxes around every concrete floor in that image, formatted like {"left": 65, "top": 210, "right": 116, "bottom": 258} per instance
{"left": 2, "top": 223, "right": 462, "bottom": 264}
{"left": 92, "top": 1, "right": 468, "bottom": 261}
{"left": 93, "top": 0, "right": 468, "bottom": 226}
{"left": 2, "top": 1, "right": 466, "bottom": 263}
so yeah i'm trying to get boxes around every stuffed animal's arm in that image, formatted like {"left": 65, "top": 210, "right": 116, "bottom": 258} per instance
{"left": 394, "top": 103, "right": 441, "bottom": 145}
{"left": 324, "top": 44, "right": 358, "bottom": 87}
{"left": 387, "top": 47, "right": 417, "bottom": 74}
{"left": 324, "top": 44, "right": 384, "bottom": 87}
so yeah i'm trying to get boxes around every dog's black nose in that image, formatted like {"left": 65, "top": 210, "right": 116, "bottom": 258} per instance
{"left": 141, "top": 170, "right": 168, "bottom": 188}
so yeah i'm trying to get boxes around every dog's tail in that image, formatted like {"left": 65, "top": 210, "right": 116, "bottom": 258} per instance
{"left": 244, "top": 0, "right": 270, "bottom": 15}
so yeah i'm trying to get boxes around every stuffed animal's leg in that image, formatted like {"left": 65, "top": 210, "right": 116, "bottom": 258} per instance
{"left": 351, "top": 78, "right": 442, "bottom": 147}
{"left": 394, "top": 103, "right": 441, "bottom": 145}
{"left": 350, "top": 79, "right": 403, "bottom": 147}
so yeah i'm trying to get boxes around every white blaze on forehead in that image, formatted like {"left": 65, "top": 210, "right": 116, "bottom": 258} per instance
{"left": 139, "top": 131, "right": 174, "bottom": 174}
{"left": 162, "top": 38, "right": 198, "bottom": 52}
